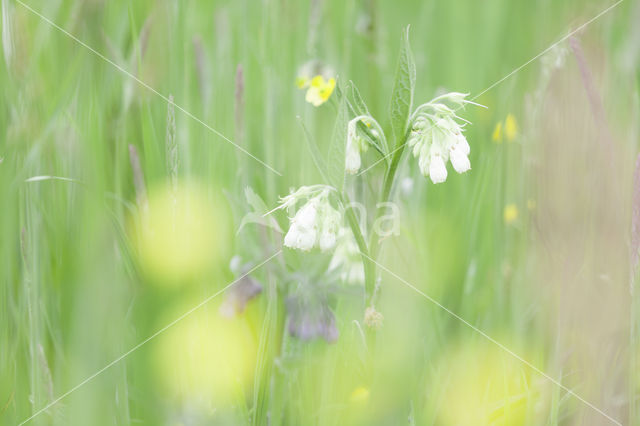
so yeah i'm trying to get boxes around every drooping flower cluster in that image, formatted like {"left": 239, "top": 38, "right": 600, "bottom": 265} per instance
{"left": 276, "top": 186, "right": 342, "bottom": 252}
{"left": 407, "top": 93, "right": 474, "bottom": 184}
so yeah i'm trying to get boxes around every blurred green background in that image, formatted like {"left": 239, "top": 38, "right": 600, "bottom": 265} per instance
{"left": 1, "top": 0, "right": 639, "bottom": 425}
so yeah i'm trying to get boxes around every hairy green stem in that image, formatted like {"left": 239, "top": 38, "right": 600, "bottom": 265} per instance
{"left": 381, "top": 146, "right": 404, "bottom": 211}
{"left": 371, "top": 135, "right": 407, "bottom": 253}
{"left": 342, "top": 195, "right": 376, "bottom": 304}
{"left": 364, "top": 132, "right": 409, "bottom": 307}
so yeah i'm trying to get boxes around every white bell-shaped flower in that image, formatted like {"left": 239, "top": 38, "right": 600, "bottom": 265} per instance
{"left": 417, "top": 141, "right": 430, "bottom": 176}
{"left": 428, "top": 150, "right": 448, "bottom": 184}
{"left": 317, "top": 201, "right": 341, "bottom": 251}
{"left": 345, "top": 138, "right": 362, "bottom": 175}
{"left": 345, "top": 116, "right": 379, "bottom": 175}
{"left": 328, "top": 227, "right": 364, "bottom": 285}
{"left": 455, "top": 132, "right": 470, "bottom": 155}
{"left": 345, "top": 119, "right": 362, "bottom": 175}
{"left": 284, "top": 222, "right": 317, "bottom": 251}
{"left": 292, "top": 200, "right": 317, "bottom": 228}
{"left": 449, "top": 134, "right": 471, "bottom": 174}
{"left": 284, "top": 199, "right": 318, "bottom": 251}
{"left": 318, "top": 230, "right": 337, "bottom": 252}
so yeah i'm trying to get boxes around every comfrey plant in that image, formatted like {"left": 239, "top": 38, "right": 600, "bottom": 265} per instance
{"left": 246, "top": 27, "right": 481, "bottom": 342}
{"left": 345, "top": 92, "right": 474, "bottom": 183}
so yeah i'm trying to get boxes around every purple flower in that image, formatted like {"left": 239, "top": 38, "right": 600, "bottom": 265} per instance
{"left": 286, "top": 294, "right": 339, "bottom": 343}
{"left": 219, "top": 263, "right": 263, "bottom": 317}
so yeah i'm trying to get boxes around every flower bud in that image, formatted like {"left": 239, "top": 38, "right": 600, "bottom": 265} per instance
{"left": 364, "top": 306, "right": 383, "bottom": 330}
{"left": 345, "top": 140, "right": 362, "bottom": 175}
{"left": 413, "top": 116, "right": 428, "bottom": 131}
{"left": 345, "top": 118, "right": 373, "bottom": 175}
{"left": 441, "top": 92, "right": 468, "bottom": 107}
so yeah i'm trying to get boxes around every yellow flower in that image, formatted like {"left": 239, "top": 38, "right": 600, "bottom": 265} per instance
{"left": 350, "top": 386, "right": 370, "bottom": 403}
{"left": 304, "top": 75, "right": 336, "bottom": 107}
{"left": 492, "top": 121, "right": 503, "bottom": 143}
{"left": 492, "top": 114, "right": 518, "bottom": 143}
{"left": 504, "top": 113, "right": 518, "bottom": 142}
{"left": 295, "top": 76, "right": 310, "bottom": 89}
{"left": 503, "top": 204, "right": 519, "bottom": 225}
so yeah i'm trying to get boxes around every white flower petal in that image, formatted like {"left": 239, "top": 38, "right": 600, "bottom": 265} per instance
{"left": 284, "top": 224, "right": 301, "bottom": 248}
{"left": 284, "top": 225, "right": 316, "bottom": 251}
{"left": 418, "top": 152, "right": 430, "bottom": 177}
{"left": 412, "top": 138, "right": 423, "bottom": 157}
{"left": 345, "top": 141, "right": 361, "bottom": 175}
{"left": 319, "top": 231, "right": 337, "bottom": 251}
{"left": 296, "top": 227, "right": 317, "bottom": 251}
{"left": 429, "top": 155, "right": 448, "bottom": 184}
{"left": 457, "top": 133, "right": 470, "bottom": 155}
{"left": 345, "top": 120, "right": 364, "bottom": 174}
{"left": 450, "top": 149, "right": 471, "bottom": 173}
{"left": 293, "top": 201, "right": 317, "bottom": 228}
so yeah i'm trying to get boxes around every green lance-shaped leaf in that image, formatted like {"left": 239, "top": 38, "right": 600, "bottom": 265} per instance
{"left": 327, "top": 94, "right": 349, "bottom": 192}
{"left": 237, "top": 186, "right": 282, "bottom": 234}
{"left": 388, "top": 25, "right": 416, "bottom": 147}
{"left": 349, "top": 82, "right": 370, "bottom": 116}
{"left": 297, "top": 116, "right": 330, "bottom": 184}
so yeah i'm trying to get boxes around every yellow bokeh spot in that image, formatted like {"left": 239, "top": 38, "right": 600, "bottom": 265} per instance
{"left": 304, "top": 75, "right": 336, "bottom": 106}
{"left": 503, "top": 204, "right": 519, "bottom": 225}
{"left": 135, "top": 181, "right": 230, "bottom": 285}
{"left": 504, "top": 114, "right": 518, "bottom": 142}
{"left": 349, "top": 386, "right": 370, "bottom": 404}
{"left": 153, "top": 306, "right": 256, "bottom": 404}
{"left": 492, "top": 121, "right": 503, "bottom": 143}
{"left": 429, "top": 342, "right": 539, "bottom": 426}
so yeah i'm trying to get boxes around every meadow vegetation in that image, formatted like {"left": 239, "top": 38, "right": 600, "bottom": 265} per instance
{"left": 1, "top": 0, "right": 639, "bottom": 425}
